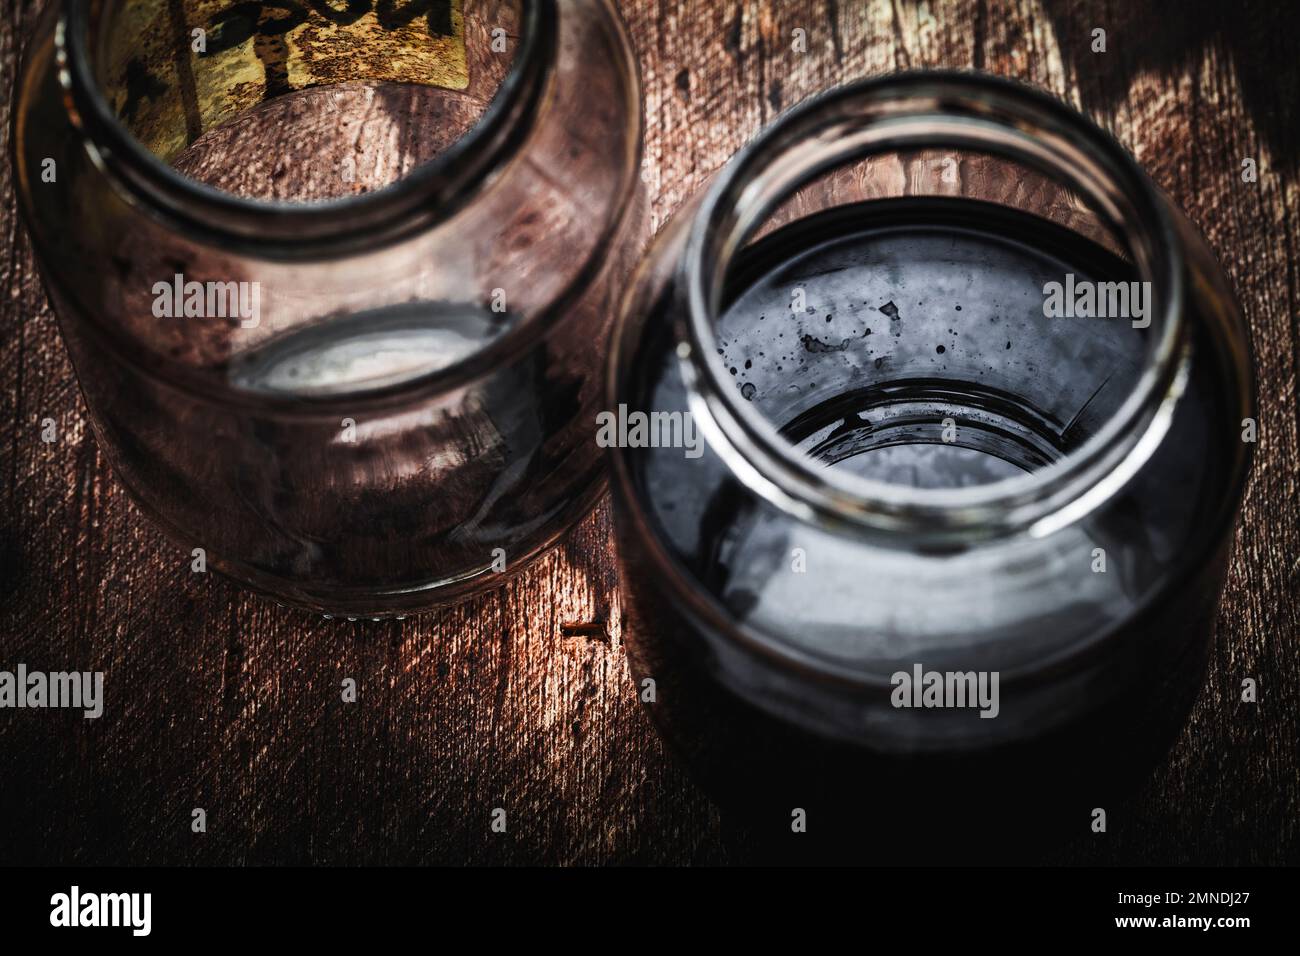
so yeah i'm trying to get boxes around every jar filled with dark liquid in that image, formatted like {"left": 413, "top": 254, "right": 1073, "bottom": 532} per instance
{"left": 12, "top": 0, "right": 641, "bottom": 614}
{"left": 607, "top": 73, "right": 1254, "bottom": 861}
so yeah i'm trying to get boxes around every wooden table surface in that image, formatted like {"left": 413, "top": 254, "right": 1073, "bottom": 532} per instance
{"left": 1, "top": 0, "right": 1297, "bottom": 865}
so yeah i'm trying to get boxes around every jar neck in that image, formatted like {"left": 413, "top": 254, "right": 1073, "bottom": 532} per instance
{"left": 677, "top": 71, "right": 1189, "bottom": 548}
{"left": 57, "top": 0, "right": 556, "bottom": 259}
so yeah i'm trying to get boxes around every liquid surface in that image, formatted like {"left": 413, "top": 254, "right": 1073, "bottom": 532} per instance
{"left": 714, "top": 202, "right": 1146, "bottom": 489}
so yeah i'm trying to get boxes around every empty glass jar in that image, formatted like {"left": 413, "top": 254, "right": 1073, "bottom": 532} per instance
{"left": 13, "top": 0, "right": 643, "bottom": 613}
{"left": 607, "top": 72, "right": 1254, "bottom": 856}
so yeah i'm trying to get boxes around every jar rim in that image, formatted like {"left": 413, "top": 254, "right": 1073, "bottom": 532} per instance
{"left": 58, "top": 0, "right": 555, "bottom": 259}
{"left": 679, "top": 70, "right": 1189, "bottom": 546}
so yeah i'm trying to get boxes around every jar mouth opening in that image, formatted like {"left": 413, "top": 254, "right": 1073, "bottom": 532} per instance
{"left": 58, "top": 0, "right": 555, "bottom": 257}
{"left": 680, "top": 71, "right": 1188, "bottom": 545}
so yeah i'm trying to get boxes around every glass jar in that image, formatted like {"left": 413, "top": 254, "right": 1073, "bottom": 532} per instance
{"left": 607, "top": 73, "right": 1254, "bottom": 858}
{"left": 12, "top": 0, "right": 642, "bottom": 614}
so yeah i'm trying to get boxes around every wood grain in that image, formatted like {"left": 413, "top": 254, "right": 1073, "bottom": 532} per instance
{"left": 1, "top": 0, "right": 1297, "bottom": 864}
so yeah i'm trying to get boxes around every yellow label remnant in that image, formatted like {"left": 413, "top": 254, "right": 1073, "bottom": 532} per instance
{"left": 100, "top": 0, "right": 468, "bottom": 160}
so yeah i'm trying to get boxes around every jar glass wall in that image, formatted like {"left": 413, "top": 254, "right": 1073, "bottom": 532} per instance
{"left": 13, "top": 0, "right": 643, "bottom": 614}
{"left": 607, "top": 73, "right": 1254, "bottom": 858}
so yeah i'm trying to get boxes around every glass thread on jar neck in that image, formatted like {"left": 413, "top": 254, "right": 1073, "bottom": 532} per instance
{"left": 677, "top": 71, "right": 1190, "bottom": 548}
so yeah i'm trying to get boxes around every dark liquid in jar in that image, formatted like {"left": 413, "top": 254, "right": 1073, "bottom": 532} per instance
{"left": 614, "top": 198, "right": 1237, "bottom": 861}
